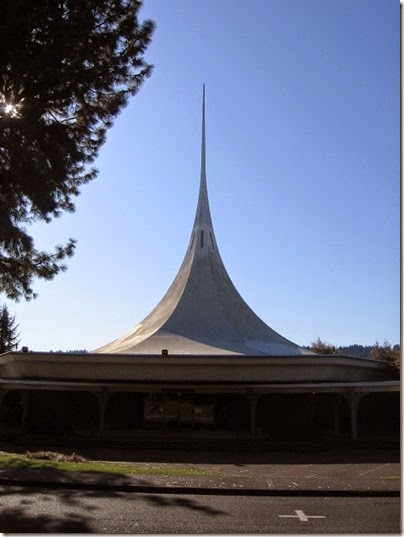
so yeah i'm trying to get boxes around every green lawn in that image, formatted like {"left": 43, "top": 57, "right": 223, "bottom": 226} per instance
{"left": 0, "top": 453, "right": 217, "bottom": 477}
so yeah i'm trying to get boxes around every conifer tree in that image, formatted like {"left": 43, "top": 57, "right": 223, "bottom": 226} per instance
{"left": 0, "top": 304, "right": 20, "bottom": 353}
{"left": 371, "top": 340, "right": 400, "bottom": 372}
{"left": 310, "top": 337, "right": 336, "bottom": 354}
{"left": 0, "top": 0, "right": 155, "bottom": 300}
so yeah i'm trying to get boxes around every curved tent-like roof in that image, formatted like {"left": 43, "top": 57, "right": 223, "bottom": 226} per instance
{"left": 96, "top": 87, "right": 312, "bottom": 356}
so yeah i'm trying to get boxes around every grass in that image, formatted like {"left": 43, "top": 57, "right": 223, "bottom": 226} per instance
{"left": 0, "top": 453, "right": 217, "bottom": 477}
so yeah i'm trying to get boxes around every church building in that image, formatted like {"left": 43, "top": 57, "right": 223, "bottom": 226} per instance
{"left": 0, "top": 88, "right": 398, "bottom": 444}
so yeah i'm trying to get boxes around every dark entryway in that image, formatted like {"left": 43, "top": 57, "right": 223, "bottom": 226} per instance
{"left": 358, "top": 392, "right": 400, "bottom": 435}
{"left": 0, "top": 391, "right": 23, "bottom": 427}
{"left": 26, "top": 391, "right": 98, "bottom": 433}
{"left": 104, "top": 392, "right": 143, "bottom": 430}
{"left": 256, "top": 393, "right": 328, "bottom": 440}
{"left": 215, "top": 394, "right": 249, "bottom": 432}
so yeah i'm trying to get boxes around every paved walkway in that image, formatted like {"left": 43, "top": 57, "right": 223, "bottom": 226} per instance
{"left": 0, "top": 444, "right": 399, "bottom": 494}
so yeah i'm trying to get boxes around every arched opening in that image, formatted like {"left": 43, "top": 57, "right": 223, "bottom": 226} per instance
{"left": 104, "top": 392, "right": 143, "bottom": 430}
{"left": 0, "top": 390, "right": 23, "bottom": 428}
{"left": 337, "top": 394, "right": 351, "bottom": 435}
{"left": 309, "top": 393, "right": 340, "bottom": 437}
{"left": 215, "top": 394, "right": 249, "bottom": 432}
{"left": 27, "top": 391, "right": 98, "bottom": 434}
{"left": 357, "top": 392, "right": 400, "bottom": 436}
{"left": 143, "top": 393, "right": 216, "bottom": 430}
{"left": 256, "top": 394, "right": 323, "bottom": 440}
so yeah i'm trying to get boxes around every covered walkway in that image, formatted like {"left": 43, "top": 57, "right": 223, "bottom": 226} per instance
{"left": 0, "top": 379, "right": 399, "bottom": 442}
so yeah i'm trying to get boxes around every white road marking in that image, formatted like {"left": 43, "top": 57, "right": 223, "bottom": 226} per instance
{"left": 279, "top": 509, "right": 326, "bottom": 522}
{"left": 358, "top": 464, "right": 390, "bottom": 476}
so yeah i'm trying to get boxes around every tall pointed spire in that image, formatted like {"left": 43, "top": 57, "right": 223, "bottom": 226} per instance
{"left": 193, "top": 83, "right": 214, "bottom": 234}
{"left": 96, "top": 87, "right": 312, "bottom": 355}
{"left": 200, "top": 83, "right": 206, "bottom": 189}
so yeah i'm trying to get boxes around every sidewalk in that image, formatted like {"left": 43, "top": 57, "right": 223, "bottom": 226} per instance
{"left": 0, "top": 445, "right": 399, "bottom": 495}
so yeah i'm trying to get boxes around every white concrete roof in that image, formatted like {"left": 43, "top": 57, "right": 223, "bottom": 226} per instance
{"left": 0, "top": 351, "right": 394, "bottom": 383}
{"left": 96, "top": 87, "right": 312, "bottom": 356}
{"left": 1, "top": 377, "right": 399, "bottom": 395}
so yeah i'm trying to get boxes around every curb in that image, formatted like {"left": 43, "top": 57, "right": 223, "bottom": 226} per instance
{"left": 0, "top": 478, "right": 399, "bottom": 497}
{"left": 0, "top": 470, "right": 399, "bottom": 497}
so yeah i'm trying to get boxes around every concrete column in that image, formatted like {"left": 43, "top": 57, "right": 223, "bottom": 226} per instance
{"left": 308, "top": 394, "right": 316, "bottom": 425}
{"left": 0, "top": 389, "right": 7, "bottom": 429}
{"left": 332, "top": 395, "right": 341, "bottom": 435}
{"left": 0, "top": 389, "right": 7, "bottom": 410}
{"left": 247, "top": 394, "right": 259, "bottom": 435}
{"left": 95, "top": 390, "right": 110, "bottom": 435}
{"left": 21, "top": 391, "right": 29, "bottom": 427}
{"left": 343, "top": 391, "right": 366, "bottom": 441}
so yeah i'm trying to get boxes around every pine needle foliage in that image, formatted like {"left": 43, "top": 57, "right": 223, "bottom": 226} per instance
{"left": 310, "top": 337, "right": 336, "bottom": 355}
{"left": 371, "top": 340, "right": 400, "bottom": 372}
{"left": 0, "top": 304, "right": 20, "bottom": 353}
{"left": 0, "top": 0, "right": 155, "bottom": 300}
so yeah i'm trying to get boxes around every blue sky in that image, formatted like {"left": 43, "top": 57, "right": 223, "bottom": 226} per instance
{"left": 6, "top": 0, "right": 399, "bottom": 351}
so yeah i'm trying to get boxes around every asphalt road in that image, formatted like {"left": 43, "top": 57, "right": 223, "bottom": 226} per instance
{"left": 0, "top": 486, "right": 400, "bottom": 534}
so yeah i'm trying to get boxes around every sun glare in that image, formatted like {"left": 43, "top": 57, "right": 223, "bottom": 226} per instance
{"left": 1, "top": 101, "right": 21, "bottom": 118}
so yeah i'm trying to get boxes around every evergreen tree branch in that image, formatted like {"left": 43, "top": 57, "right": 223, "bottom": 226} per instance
{"left": 0, "top": 0, "right": 155, "bottom": 300}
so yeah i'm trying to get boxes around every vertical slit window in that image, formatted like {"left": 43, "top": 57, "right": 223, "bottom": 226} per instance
{"left": 200, "top": 230, "right": 204, "bottom": 247}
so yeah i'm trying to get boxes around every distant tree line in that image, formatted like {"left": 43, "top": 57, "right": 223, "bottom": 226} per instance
{"left": 308, "top": 338, "right": 400, "bottom": 373}
{"left": 337, "top": 344, "right": 375, "bottom": 358}
{"left": 49, "top": 350, "right": 88, "bottom": 354}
